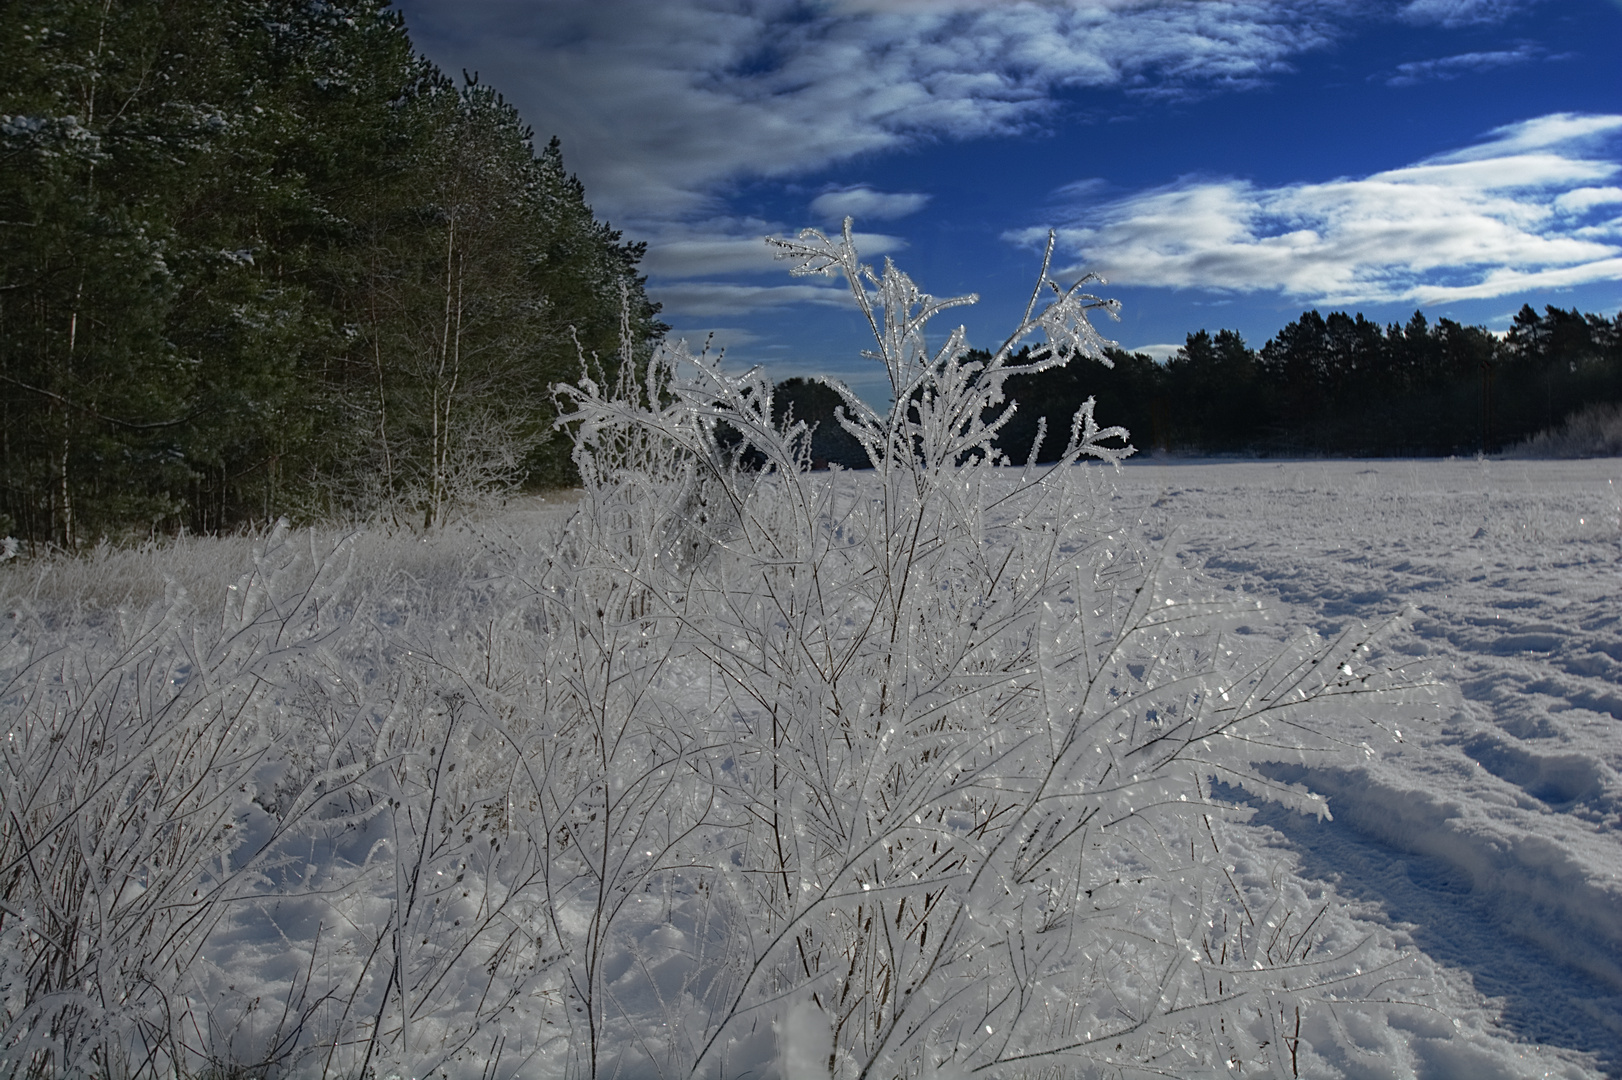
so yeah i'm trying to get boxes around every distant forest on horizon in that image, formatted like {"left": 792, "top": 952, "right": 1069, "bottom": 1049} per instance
{"left": 5, "top": 1, "right": 1620, "bottom": 551}
{"left": 775, "top": 303, "right": 1622, "bottom": 470}
{"left": 1005, "top": 302, "right": 1622, "bottom": 462}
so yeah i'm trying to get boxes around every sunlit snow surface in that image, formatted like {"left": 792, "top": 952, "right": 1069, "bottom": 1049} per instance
{"left": 3, "top": 461, "right": 1619, "bottom": 1078}
{"left": 1114, "top": 456, "right": 1622, "bottom": 1075}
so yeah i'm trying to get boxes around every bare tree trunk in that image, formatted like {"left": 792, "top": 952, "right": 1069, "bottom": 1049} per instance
{"left": 369, "top": 277, "right": 396, "bottom": 522}
{"left": 428, "top": 213, "right": 464, "bottom": 529}
{"left": 56, "top": 293, "right": 81, "bottom": 549}
{"left": 55, "top": 420, "right": 73, "bottom": 550}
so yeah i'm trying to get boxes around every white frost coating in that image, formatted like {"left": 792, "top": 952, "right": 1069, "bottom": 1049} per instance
{"left": 777, "top": 1000, "right": 834, "bottom": 1080}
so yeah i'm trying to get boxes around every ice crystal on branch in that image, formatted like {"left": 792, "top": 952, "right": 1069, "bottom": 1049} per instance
{"left": 767, "top": 217, "right": 1130, "bottom": 475}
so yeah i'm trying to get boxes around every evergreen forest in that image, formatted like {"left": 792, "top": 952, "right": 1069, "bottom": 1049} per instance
{"left": 1, "top": 0, "right": 664, "bottom": 548}
{"left": 788, "top": 304, "right": 1622, "bottom": 470}
{"left": 992, "top": 304, "right": 1622, "bottom": 464}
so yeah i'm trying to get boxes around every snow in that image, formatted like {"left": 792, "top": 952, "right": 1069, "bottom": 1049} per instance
{"left": 1115, "top": 456, "right": 1622, "bottom": 1075}
{"left": 3, "top": 458, "right": 1617, "bottom": 1077}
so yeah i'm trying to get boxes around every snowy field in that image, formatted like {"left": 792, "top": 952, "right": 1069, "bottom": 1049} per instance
{"left": 2, "top": 456, "right": 1619, "bottom": 1079}
{"left": 1113, "top": 456, "right": 1622, "bottom": 1076}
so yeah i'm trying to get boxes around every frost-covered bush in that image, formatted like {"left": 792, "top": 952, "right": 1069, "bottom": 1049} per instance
{"left": 0, "top": 223, "right": 1450, "bottom": 1079}
{"left": 0, "top": 528, "right": 563, "bottom": 1079}
{"left": 1505, "top": 400, "right": 1622, "bottom": 459}
{"left": 542, "top": 221, "right": 1441, "bottom": 1078}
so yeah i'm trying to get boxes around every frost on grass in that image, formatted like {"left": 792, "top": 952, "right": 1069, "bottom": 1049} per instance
{"left": 1505, "top": 400, "right": 1622, "bottom": 459}
{"left": 0, "top": 223, "right": 1550, "bottom": 1079}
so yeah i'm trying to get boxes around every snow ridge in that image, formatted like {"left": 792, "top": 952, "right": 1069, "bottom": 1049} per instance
{"left": 1129, "top": 457, "right": 1622, "bottom": 1074}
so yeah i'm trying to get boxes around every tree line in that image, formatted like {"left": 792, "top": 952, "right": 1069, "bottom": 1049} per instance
{"left": 776, "top": 304, "right": 1622, "bottom": 467}
{"left": 2, "top": 0, "right": 663, "bottom": 548}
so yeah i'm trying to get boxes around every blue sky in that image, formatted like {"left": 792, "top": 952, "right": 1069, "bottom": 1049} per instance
{"left": 393, "top": 0, "right": 1622, "bottom": 405}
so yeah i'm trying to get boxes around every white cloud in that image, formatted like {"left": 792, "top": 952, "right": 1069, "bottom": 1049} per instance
{"left": 1023, "top": 113, "right": 1622, "bottom": 306}
{"left": 639, "top": 218, "right": 908, "bottom": 283}
{"left": 1554, "top": 187, "right": 1622, "bottom": 214}
{"left": 1435, "top": 113, "right": 1622, "bottom": 162}
{"left": 395, "top": 0, "right": 1359, "bottom": 220}
{"left": 641, "top": 235, "right": 788, "bottom": 280}
{"left": 1127, "top": 342, "right": 1184, "bottom": 362}
{"left": 1382, "top": 44, "right": 1542, "bottom": 86}
{"left": 811, "top": 186, "right": 932, "bottom": 223}
{"left": 649, "top": 281, "right": 855, "bottom": 317}
{"left": 1399, "top": 0, "right": 1532, "bottom": 26}
{"left": 659, "top": 326, "right": 763, "bottom": 352}
{"left": 1410, "top": 258, "right": 1622, "bottom": 304}
{"left": 1573, "top": 216, "right": 1622, "bottom": 244}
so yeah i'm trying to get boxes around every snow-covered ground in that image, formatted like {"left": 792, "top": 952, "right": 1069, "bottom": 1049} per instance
{"left": 1114, "top": 457, "right": 1622, "bottom": 1075}
{"left": 3, "top": 459, "right": 1619, "bottom": 1078}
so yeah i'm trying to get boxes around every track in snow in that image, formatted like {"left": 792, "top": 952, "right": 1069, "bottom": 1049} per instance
{"left": 1117, "top": 457, "right": 1622, "bottom": 1075}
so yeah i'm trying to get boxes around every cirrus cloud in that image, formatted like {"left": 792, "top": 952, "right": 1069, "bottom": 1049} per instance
{"left": 638, "top": 219, "right": 907, "bottom": 279}
{"left": 1399, "top": 0, "right": 1536, "bottom": 26}
{"left": 638, "top": 218, "right": 908, "bottom": 315}
{"left": 1380, "top": 43, "right": 1547, "bottom": 86}
{"left": 1020, "top": 113, "right": 1622, "bottom": 306}
{"left": 648, "top": 281, "right": 856, "bottom": 318}
{"left": 811, "top": 186, "right": 932, "bottom": 223}
{"left": 396, "top": 0, "right": 1357, "bottom": 220}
